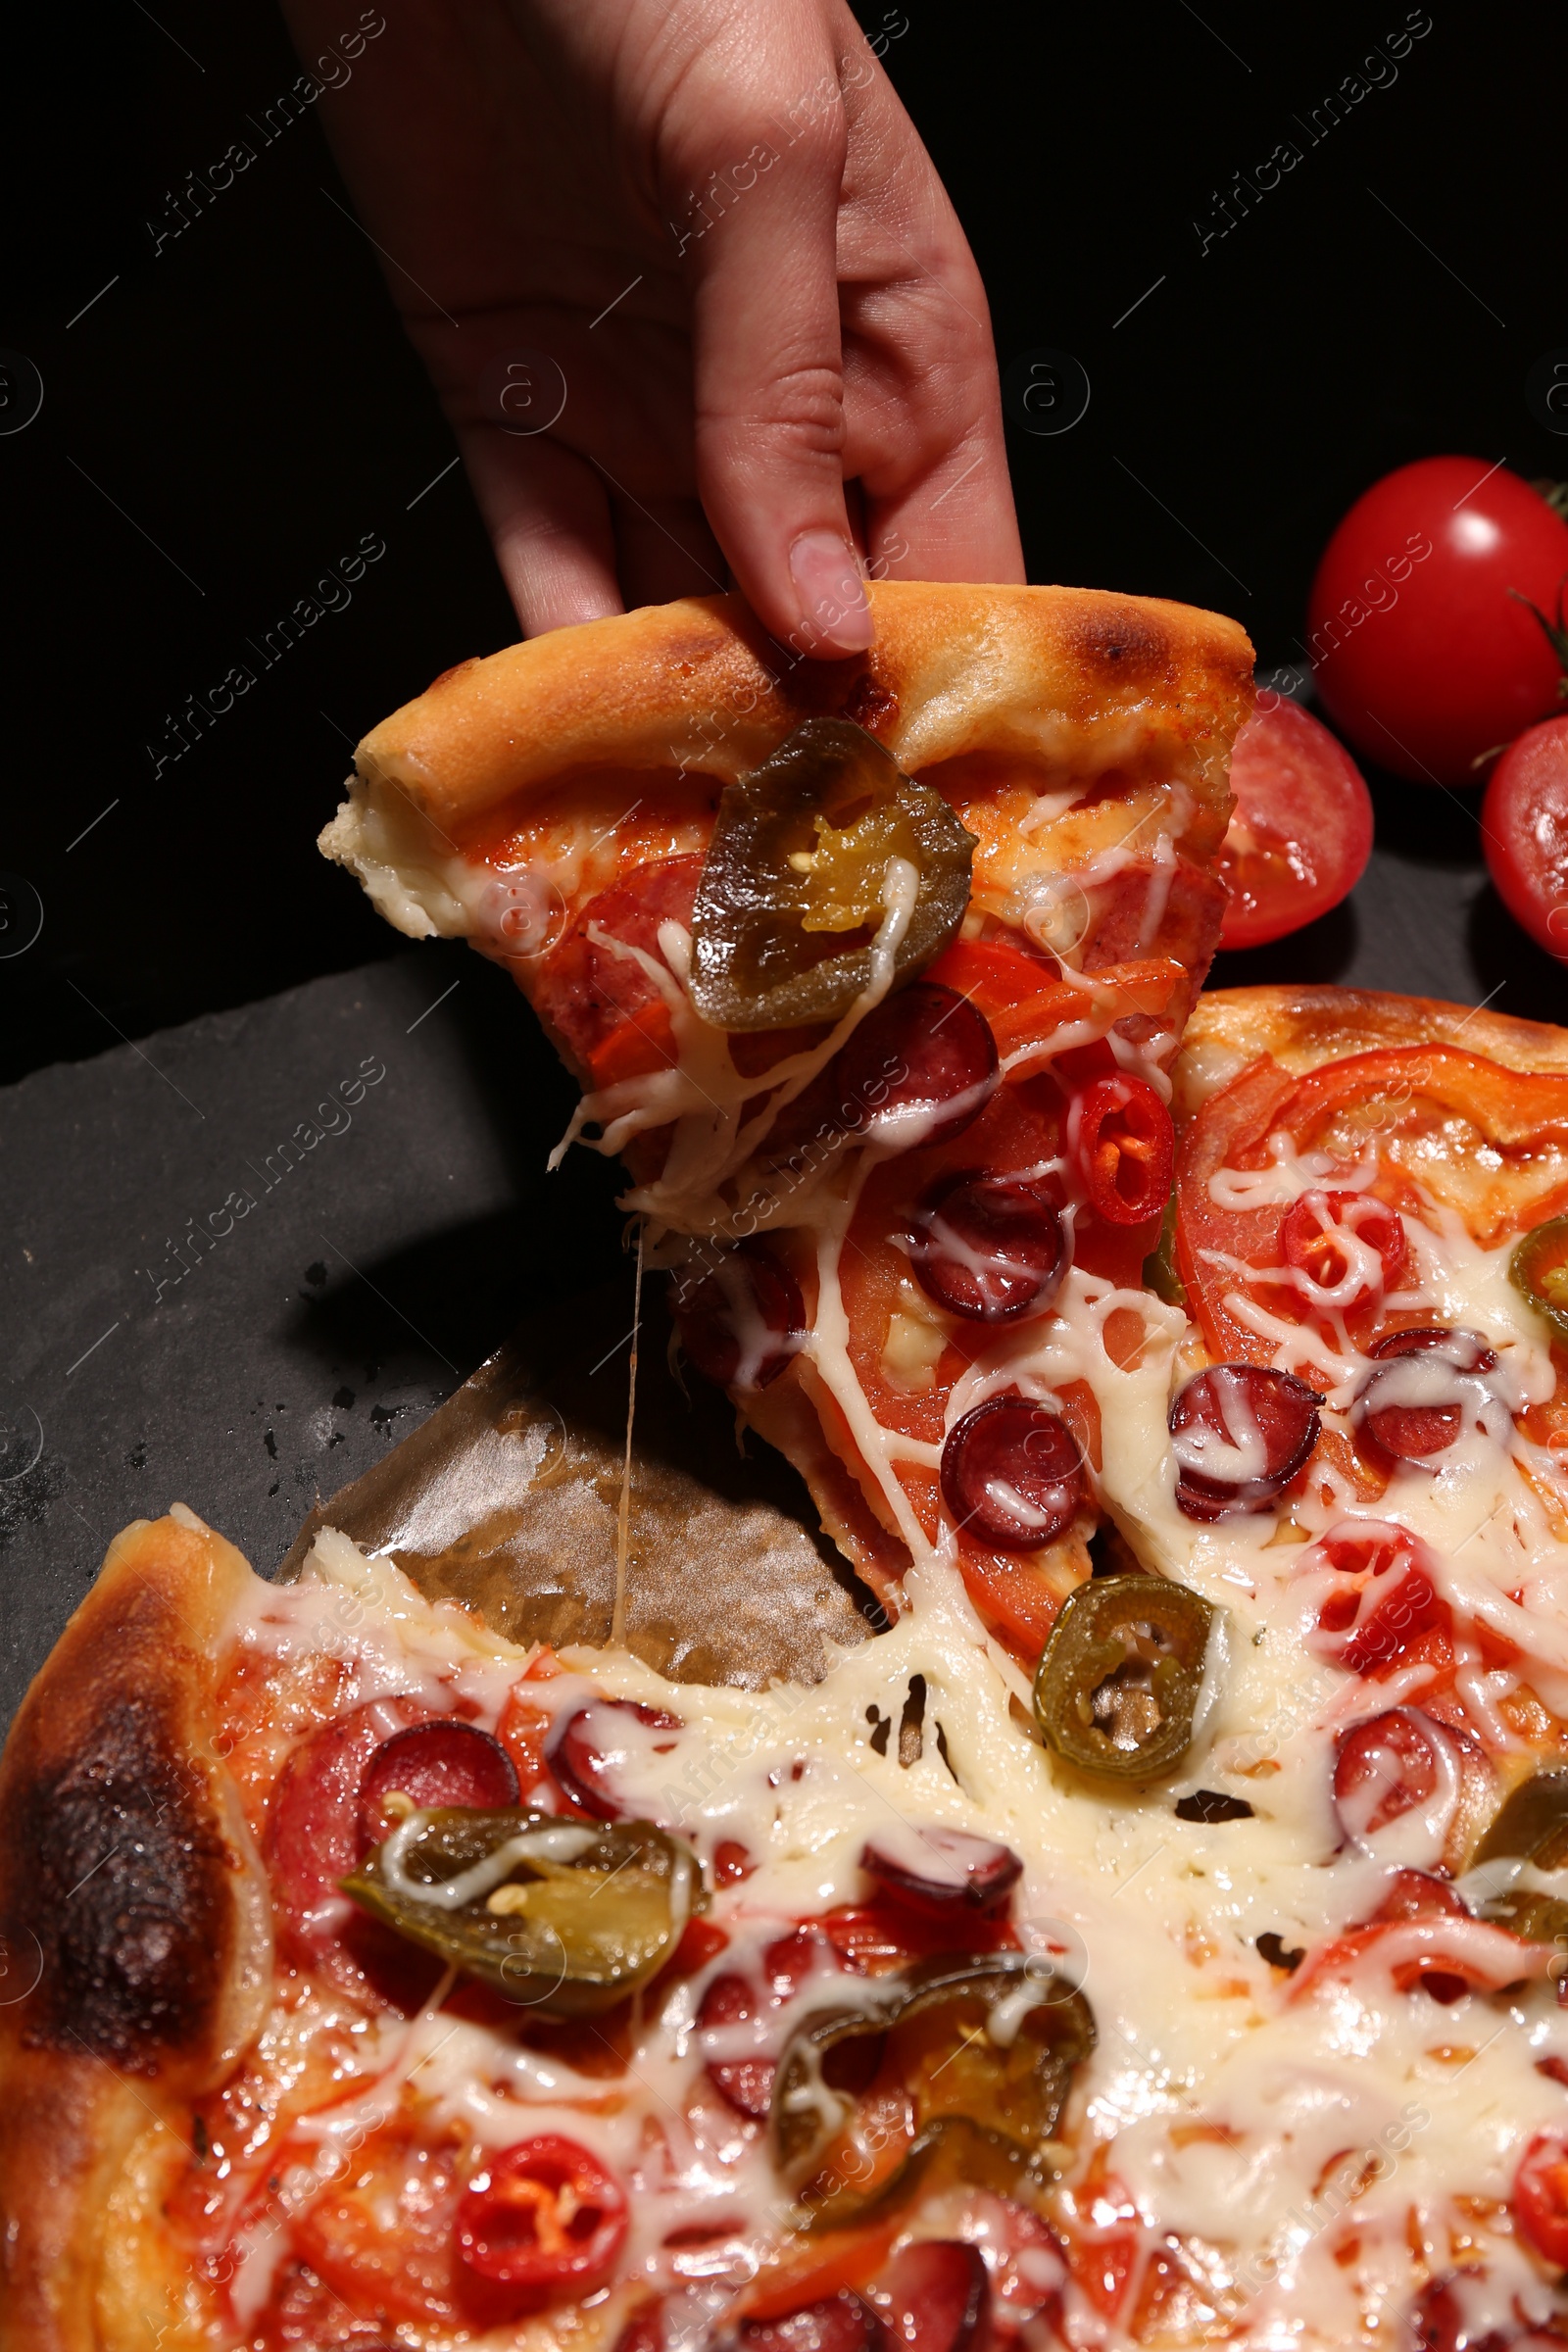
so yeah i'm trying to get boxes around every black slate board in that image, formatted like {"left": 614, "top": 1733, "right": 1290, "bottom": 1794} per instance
{"left": 0, "top": 943, "right": 631, "bottom": 1727}
{"left": 6, "top": 796, "right": 1568, "bottom": 1730}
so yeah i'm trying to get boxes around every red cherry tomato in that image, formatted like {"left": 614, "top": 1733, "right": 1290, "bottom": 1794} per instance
{"left": 1280, "top": 1189, "right": 1406, "bottom": 1311}
{"left": 455, "top": 2135, "right": 628, "bottom": 2291}
{"left": 1483, "top": 715, "right": 1568, "bottom": 960}
{"left": 1217, "top": 695, "right": 1374, "bottom": 949}
{"left": 1307, "top": 458, "right": 1568, "bottom": 786}
{"left": 940, "top": 1394, "right": 1084, "bottom": 1550}
{"left": 1515, "top": 2132, "right": 1568, "bottom": 2268}
{"left": 1067, "top": 1074, "right": 1174, "bottom": 1227}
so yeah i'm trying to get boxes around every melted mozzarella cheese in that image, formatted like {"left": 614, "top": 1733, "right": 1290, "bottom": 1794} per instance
{"left": 221, "top": 1494, "right": 1568, "bottom": 2348}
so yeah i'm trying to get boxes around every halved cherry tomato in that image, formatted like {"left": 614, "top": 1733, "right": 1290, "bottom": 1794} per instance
{"left": 1484, "top": 715, "right": 1568, "bottom": 962}
{"left": 1216, "top": 695, "right": 1373, "bottom": 949}
{"left": 1280, "top": 1189, "right": 1406, "bottom": 1311}
{"left": 456, "top": 2135, "right": 627, "bottom": 2291}
{"left": 1308, "top": 457, "right": 1568, "bottom": 786}
{"left": 1067, "top": 1074, "right": 1174, "bottom": 1227}
{"left": 1514, "top": 2131, "right": 1568, "bottom": 2267}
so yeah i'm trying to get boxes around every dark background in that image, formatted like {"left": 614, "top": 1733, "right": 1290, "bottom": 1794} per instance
{"left": 3, "top": 0, "right": 1568, "bottom": 1080}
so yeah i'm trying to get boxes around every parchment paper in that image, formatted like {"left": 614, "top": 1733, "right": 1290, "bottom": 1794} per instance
{"left": 279, "top": 1277, "right": 879, "bottom": 1687}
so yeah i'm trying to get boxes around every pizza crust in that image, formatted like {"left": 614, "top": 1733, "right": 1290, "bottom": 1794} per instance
{"left": 1174, "top": 983, "right": 1568, "bottom": 1116}
{"left": 327, "top": 579, "right": 1252, "bottom": 849}
{"left": 0, "top": 1509, "right": 272, "bottom": 2352}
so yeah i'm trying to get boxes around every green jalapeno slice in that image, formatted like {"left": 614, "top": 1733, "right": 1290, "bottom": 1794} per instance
{"left": 342, "top": 1806, "right": 701, "bottom": 2015}
{"left": 1511, "top": 1217, "right": 1568, "bottom": 1346}
{"left": 1034, "top": 1573, "right": 1216, "bottom": 1781}
{"left": 769, "top": 1952, "right": 1095, "bottom": 2230}
{"left": 1473, "top": 1770, "right": 1568, "bottom": 1871}
{"left": 1474, "top": 1886, "right": 1568, "bottom": 1950}
{"left": 689, "top": 718, "right": 976, "bottom": 1032}
{"left": 1143, "top": 1194, "right": 1187, "bottom": 1308}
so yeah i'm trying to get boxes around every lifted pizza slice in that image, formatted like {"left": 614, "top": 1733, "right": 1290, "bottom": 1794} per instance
{"left": 320, "top": 583, "right": 1252, "bottom": 1655}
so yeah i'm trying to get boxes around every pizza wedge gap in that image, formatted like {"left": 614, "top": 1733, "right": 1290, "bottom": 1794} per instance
{"left": 320, "top": 582, "right": 1254, "bottom": 1653}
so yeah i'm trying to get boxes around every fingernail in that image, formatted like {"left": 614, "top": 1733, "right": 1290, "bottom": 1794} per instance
{"left": 788, "top": 531, "right": 875, "bottom": 653}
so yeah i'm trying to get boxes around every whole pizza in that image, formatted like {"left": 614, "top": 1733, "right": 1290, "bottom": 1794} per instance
{"left": 10, "top": 588, "right": 1568, "bottom": 2352}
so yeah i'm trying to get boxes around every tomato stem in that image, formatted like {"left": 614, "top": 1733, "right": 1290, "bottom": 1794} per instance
{"left": 1507, "top": 576, "right": 1568, "bottom": 700}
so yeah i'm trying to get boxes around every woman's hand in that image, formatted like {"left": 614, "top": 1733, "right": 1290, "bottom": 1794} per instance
{"left": 282, "top": 0, "right": 1022, "bottom": 653}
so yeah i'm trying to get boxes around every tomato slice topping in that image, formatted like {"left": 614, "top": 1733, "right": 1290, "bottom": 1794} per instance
{"left": 533, "top": 855, "right": 702, "bottom": 1090}
{"left": 456, "top": 2134, "right": 628, "bottom": 2291}
{"left": 1067, "top": 1074, "right": 1174, "bottom": 1227}
{"left": 1279, "top": 1188, "right": 1406, "bottom": 1311}
{"left": 1514, "top": 2132, "right": 1568, "bottom": 2269}
{"left": 1173, "top": 1041, "right": 1568, "bottom": 1366}
{"left": 1216, "top": 693, "right": 1373, "bottom": 950}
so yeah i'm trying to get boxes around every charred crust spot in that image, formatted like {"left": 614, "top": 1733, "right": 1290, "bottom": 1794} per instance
{"left": 9, "top": 1693, "right": 230, "bottom": 2071}
{"left": 838, "top": 673, "right": 899, "bottom": 737}
{"left": 1066, "top": 606, "right": 1172, "bottom": 684}
{"left": 427, "top": 657, "right": 482, "bottom": 695}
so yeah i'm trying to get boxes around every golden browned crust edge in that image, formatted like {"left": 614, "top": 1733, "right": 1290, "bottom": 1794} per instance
{"left": 352, "top": 580, "right": 1254, "bottom": 837}
{"left": 1176, "top": 985, "right": 1568, "bottom": 1115}
{"left": 0, "top": 1511, "right": 270, "bottom": 2352}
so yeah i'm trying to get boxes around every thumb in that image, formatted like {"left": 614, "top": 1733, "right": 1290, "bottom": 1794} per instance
{"left": 680, "top": 103, "right": 873, "bottom": 659}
